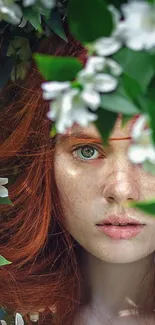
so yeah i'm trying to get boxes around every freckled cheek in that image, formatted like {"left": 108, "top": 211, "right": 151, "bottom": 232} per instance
{"left": 140, "top": 173, "right": 155, "bottom": 199}
{"left": 54, "top": 157, "right": 98, "bottom": 209}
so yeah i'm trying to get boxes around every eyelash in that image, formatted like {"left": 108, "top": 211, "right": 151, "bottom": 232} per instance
{"left": 71, "top": 144, "right": 106, "bottom": 162}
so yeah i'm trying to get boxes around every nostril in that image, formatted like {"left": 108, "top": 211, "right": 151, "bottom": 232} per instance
{"left": 107, "top": 196, "right": 115, "bottom": 203}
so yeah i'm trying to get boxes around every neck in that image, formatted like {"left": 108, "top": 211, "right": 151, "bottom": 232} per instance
{"left": 79, "top": 251, "right": 154, "bottom": 323}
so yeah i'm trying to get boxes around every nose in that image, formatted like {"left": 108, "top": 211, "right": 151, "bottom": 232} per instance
{"left": 103, "top": 171, "right": 140, "bottom": 204}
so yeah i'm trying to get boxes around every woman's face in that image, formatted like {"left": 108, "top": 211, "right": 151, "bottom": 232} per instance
{"left": 54, "top": 118, "right": 155, "bottom": 263}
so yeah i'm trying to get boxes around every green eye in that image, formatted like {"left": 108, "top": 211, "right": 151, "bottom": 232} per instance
{"left": 73, "top": 145, "right": 100, "bottom": 160}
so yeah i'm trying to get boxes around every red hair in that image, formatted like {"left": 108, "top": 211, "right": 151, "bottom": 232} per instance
{"left": 0, "top": 27, "right": 88, "bottom": 325}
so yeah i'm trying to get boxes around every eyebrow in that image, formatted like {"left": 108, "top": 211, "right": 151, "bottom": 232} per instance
{"left": 56, "top": 132, "right": 131, "bottom": 144}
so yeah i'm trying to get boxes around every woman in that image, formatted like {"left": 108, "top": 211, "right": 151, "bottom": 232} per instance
{"left": 1, "top": 28, "right": 155, "bottom": 325}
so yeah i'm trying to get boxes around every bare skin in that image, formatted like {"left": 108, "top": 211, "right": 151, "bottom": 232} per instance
{"left": 54, "top": 118, "right": 155, "bottom": 325}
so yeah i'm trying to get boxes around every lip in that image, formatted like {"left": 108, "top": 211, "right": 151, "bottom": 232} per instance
{"left": 96, "top": 215, "right": 145, "bottom": 226}
{"left": 96, "top": 215, "right": 145, "bottom": 240}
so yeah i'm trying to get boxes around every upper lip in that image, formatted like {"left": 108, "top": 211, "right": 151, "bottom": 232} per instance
{"left": 96, "top": 215, "right": 145, "bottom": 226}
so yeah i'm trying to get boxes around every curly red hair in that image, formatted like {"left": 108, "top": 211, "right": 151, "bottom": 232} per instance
{"left": 0, "top": 27, "right": 88, "bottom": 325}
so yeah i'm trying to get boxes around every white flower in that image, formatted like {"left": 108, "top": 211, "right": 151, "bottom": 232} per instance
{"left": 23, "top": 0, "right": 55, "bottom": 9}
{"left": 90, "top": 5, "right": 122, "bottom": 56}
{"left": 93, "top": 37, "right": 122, "bottom": 57}
{"left": 128, "top": 115, "right": 155, "bottom": 174}
{"left": 43, "top": 54, "right": 122, "bottom": 134}
{"left": 0, "top": 178, "right": 8, "bottom": 198}
{"left": 41, "top": 81, "right": 71, "bottom": 100}
{"left": 85, "top": 56, "right": 122, "bottom": 76}
{"left": 0, "top": 0, "right": 23, "bottom": 25}
{"left": 119, "top": 1, "right": 155, "bottom": 51}
{"left": 47, "top": 87, "right": 98, "bottom": 134}
{"left": 15, "top": 313, "right": 24, "bottom": 325}
{"left": 77, "top": 61, "right": 119, "bottom": 94}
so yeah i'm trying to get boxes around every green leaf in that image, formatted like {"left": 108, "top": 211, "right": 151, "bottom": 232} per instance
{"left": 35, "top": 4, "right": 51, "bottom": 18}
{"left": 50, "top": 123, "right": 57, "bottom": 137}
{"left": 95, "top": 107, "right": 117, "bottom": 144}
{"left": 135, "top": 94, "right": 150, "bottom": 113}
{"left": 23, "top": 7, "right": 42, "bottom": 32}
{"left": 0, "top": 197, "right": 13, "bottom": 206}
{"left": 123, "top": 73, "right": 143, "bottom": 100}
{"left": 147, "top": 0, "right": 155, "bottom": 3}
{"left": 121, "top": 114, "right": 132, "bottom": 128}
{"left": 129, "top": 199, "right": 155, "bottom": 216}
{"left": 114, "top": 48, "right": 154, "bottom": 92}
{"left": 34, "top": 54, "right": 83, "bottom": 81}
{"left": 101, "top": 92, "right": 140, "bottom": 115}
{"left": 45, "top": 8, "right": 68, "bottom": 42}
{"left": 0, "top": 255, "right": 12, "bottom": 266}
{"left": 148, "top": 75, "right": 155, "bottom": 100}
{"left": 148, "top": 100, "right": 155, "bottom": 144}
{"left": 67, "top": 0, "right": 113, "bottom": 43}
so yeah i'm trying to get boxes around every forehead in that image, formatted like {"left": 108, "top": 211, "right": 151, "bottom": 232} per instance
{"left": 65, "top": 117, "right": 135, "bottom": 140}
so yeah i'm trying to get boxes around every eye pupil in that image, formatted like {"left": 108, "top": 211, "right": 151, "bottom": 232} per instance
{"left": 81, "top": 146, "right": 95, "bottom": 158}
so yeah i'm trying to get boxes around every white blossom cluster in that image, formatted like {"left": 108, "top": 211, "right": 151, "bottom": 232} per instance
{"left": 0, "top": 0, "right": 55, "bottom": 25}
{"left": 95, "top": 1, "right": 155, "bottom": 53}
{"left": 43, "top": 0, "right": 155, "bottom": 135}
{"left": 42, "top": 54, "right": 122, "bottom": 133}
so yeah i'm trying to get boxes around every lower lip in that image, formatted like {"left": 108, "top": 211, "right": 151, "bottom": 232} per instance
{"left": 96, "top": 224, "right": 145, "bottom": 239}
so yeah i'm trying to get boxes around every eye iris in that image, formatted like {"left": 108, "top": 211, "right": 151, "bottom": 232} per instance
{"left": 81, "top": 146, "right": 95, "bottom": 158}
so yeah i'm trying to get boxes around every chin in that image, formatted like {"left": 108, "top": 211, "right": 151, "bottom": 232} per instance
{"left": 86, "top": 246, "right": 151, "bottom": 264}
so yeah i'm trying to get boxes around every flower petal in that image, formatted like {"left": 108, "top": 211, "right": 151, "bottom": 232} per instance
{"left": 0, "top": 186, "right": 8, "bottom": 198}
{"left": 41, "top": 81, "right": 70, "bottom": 100}
{"left": 81, "top": 88, "right": 101, "bottom": 110}
{"left": 85, "top": 56, "right": 106, "bottom": 73}
{"left": 94, "top": 73, "right": 118, "bottom": 92}
{"left": 15, "top": 313, "right": 24, "bottom": 325}
{"left": 126, "top": 34, "right": 146, "bottom": 51}
{"left": 131, "top": 115, "right": 148, "bottom": 140}
{"left": 0, "top": 178, "right": 8, "bottom": 186}
{"left": 108, "top": 4, "right": 120, "bottom": 26}
{"left": 107, "top": 58, "right": 123, "bottom": 76}
{"left": 47, "top": 100, "right": 59, "bottom": 121}
{"left": 120, "top": 1, "right": 155, "bottom": 51}
{"left": 128, "top": 144, "right": 147, "bottom": 163}
{"left": 77, "top": 69, "right": 94, "bottom": 86}
{"left": 54, "top": 89, "right": 79, "bottom": 133}
{"left": 71, "top": 107, "right": 98, "bottom": 127}
{"left": 94, "top": 37, "right": 122, "bottom": 56}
